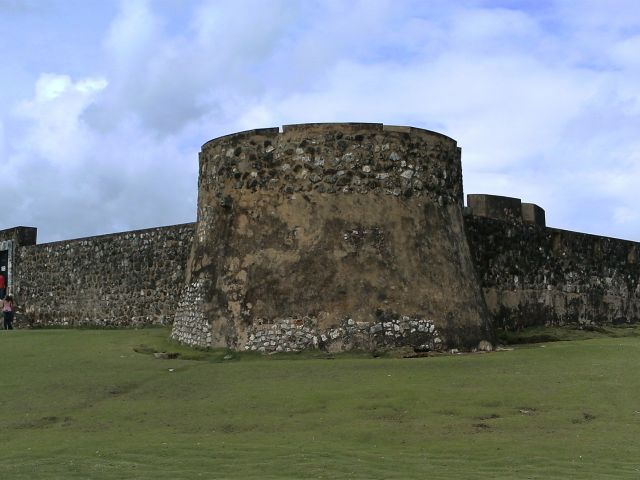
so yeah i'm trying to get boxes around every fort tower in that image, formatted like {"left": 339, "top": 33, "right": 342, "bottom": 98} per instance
{"left": 170, "top": 123, "right": 493, "bottom": 352}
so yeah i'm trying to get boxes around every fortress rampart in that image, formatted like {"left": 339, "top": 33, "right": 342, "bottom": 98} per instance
{"left": 465, "top": 194, "right": 640, "bottom": 329}
{"left": 6, "top": 224, "right": 194, "bottom": 327}
{"left": 2, "top": 123, "right": 640, "bottom": 352}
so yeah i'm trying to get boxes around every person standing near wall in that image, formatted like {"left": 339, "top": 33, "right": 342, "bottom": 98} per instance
{"left": 3, "top": 295, "right": 14, "bottom": 330}
{"left": 0, "top": 273, "right": 5, "bottom": 299}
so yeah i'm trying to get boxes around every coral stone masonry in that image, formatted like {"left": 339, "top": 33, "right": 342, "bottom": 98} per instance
{"left": 3, "top": 123, "right": 640, "bottom": 354}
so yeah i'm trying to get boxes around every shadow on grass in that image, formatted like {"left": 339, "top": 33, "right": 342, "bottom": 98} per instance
{"left": 497, "top": 324, "right": 640, "bottom": 345}
{"left": 131, "top": 340, "right": 373, "bottom": 363}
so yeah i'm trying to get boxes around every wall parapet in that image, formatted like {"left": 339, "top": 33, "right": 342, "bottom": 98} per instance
{"left": 199, "top": 123, "right": 463, "bottom": 205}
{"left": 467, "top": 194, "right": 545, "bottom": 227}
{"left": 0, "top": 226, "right": 37, "bottom": 247}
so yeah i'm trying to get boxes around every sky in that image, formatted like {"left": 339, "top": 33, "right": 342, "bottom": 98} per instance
{"left": 2, "top": 0, "right": 640, "bottom": 243}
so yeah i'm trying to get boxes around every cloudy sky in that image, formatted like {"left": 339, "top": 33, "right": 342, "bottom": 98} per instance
{"left": 1, "top": 0, "right": 640, "bottom": 243}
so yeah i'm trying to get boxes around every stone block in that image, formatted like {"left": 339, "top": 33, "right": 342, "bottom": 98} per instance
{"left": 521, "top": 203, "right": 546, "bottom": 227}
{"left": 467, "top": 194, "right": 522, "bottom": 222}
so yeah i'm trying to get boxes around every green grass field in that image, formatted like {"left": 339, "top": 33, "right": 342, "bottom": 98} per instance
{"left": 1, "top": 327, "right": 639, "bottom": 479}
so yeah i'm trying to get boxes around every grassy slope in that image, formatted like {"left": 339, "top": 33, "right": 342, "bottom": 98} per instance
{"left": 0, "top": 328, "right": 639, "bottom": 479}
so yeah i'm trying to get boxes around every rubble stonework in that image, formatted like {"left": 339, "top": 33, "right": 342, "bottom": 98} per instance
{"left": 196, "top": 123, "right": 463, "bottom": 203}
{"left": 243, "top": 314, "right": 442, "bottom": 353}
{"left": 171, "top": 279, "right": 212, "bottom": 347}
{"left": 12, "top": 224, "right": 194, "bottom": 327}
{"left": 170, "top": 123, "right": 492, "bottom": 351}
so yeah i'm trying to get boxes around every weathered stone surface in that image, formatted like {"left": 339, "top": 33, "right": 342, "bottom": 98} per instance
{"left": 467, "top": 194, "right": 522, "bottom": 223}
{"left": 171, "top": 123, "right": 492, "bottom": 351}
{"left": 0, "top": 227, "right": 37, "bottom": 246}
{"left": 465, "top": 210, "right": 640, "bottom": 330}
{"left": 13, "top": 223, "right": 194, "bottom": 327}
{"left": 521, "top": 203, "right": 546, "bottom": 227}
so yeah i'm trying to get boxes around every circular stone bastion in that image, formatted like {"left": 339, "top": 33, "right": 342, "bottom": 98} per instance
{"left": 171, "top": 123, "right": 492, "bottom": 353}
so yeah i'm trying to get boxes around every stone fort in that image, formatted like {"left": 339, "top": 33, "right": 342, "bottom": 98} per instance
{"left": 2, "top": 123, "right": 639, "bottom": 353}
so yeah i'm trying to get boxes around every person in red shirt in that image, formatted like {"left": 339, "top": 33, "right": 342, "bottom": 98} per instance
{"left": 0, "top": 273, "right": 5, "bottom": 300}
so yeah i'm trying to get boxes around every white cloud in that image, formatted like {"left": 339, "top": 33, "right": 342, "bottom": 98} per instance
{"left": 3, "top": 0, "right": 640, "bottom": 242}
{"left": 13, "top": 73, "right": 107, "bottom": 167}
{"left": 103, "top": 0, "right": 161, "bottom": 70}
{"left": 4, "top": 69, "right": 196, "bottom": 241}
{"left": 614, "top": 206, "right": 640, "bottom": 226}
{"left": 610, "top": 35, "right": 640, "bottom": 68}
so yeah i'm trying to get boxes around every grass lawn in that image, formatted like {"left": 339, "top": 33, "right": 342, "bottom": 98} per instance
{"left": 1, "top": 327, "right": 639, "bottom": 479}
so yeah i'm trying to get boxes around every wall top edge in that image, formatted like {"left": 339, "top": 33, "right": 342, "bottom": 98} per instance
{"left": 24, "top": 222, "right": 196, "bottom": 248}
{"left": 201, "top": 123, "right": 457, "bottom": 150}
{"left": 547, "top": 226, "right": 640, "bottom": 246}
{"left": 0, "top": 226, "right": 37, "bottom": 233}
{"left": 466, "top": 193, "right": 522, "bottom": 204}
{"left": 467, "top": 214, "right": 639, "bottom": 246}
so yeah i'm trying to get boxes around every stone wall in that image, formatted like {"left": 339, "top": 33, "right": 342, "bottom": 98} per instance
{"left": 13, "top": 223, "right": 194, "bottom": 327}
{"left": 465, "top": 212, "right": 640, "bottom": 330}
{"left": 171, "top": 123, "right": 493, "bottom": 352}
